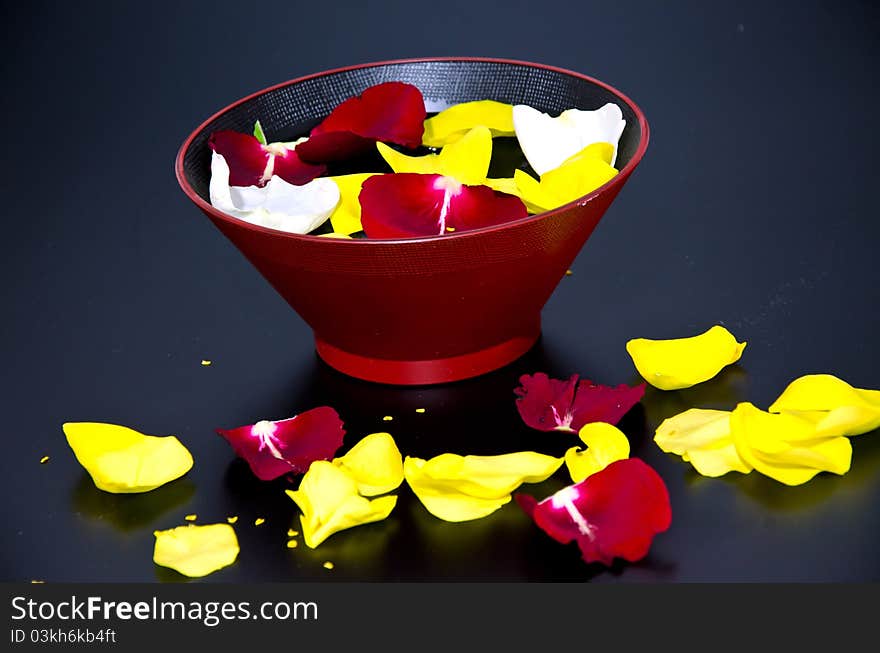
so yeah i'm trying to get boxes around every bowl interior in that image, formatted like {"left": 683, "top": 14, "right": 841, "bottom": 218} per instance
{"left": 181, "top": 59, "right": 643, "bottom": 204}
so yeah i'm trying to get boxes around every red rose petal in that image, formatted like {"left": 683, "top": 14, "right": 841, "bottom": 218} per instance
{"left": 516, "top": 458, "right": 671, "bottom": 566}
{"left": 216, "top": 407, "right": 345, "bottom": 480}
{"left": 360, "top": 173, "right": 527, "bottom": 238}
{"left": 296, "top": 82, "right": 426, "bottom": 163}
{"left": 270, "top": 147, "right": 327, "bottom": 186}
{"left": 515, "top": 372, "right": 645, "bottom": 432}
{"left": 210, "top": 130, "right": 269, "bottom": 186}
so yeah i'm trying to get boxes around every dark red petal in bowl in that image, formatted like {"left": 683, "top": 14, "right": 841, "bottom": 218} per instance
{"left": 296, "top": 82, "right": 426, "bottom": 163}
{"left": 216, "top": 406, "right": 345, "bottom": 481}
{"left": 295, "top": 131, "right": 375, "bottom": 164}
{"left": 209, "top": 130, "right": 269, "bottom": 187}
{"left": 514, "top": 373, "right": 579, "bottom": 431}
{"left": 360, "top": 173, "right": 527, "bottom": 239}
{"left": 272, "top": 148, "right": 327, "bottom": 186}
{"left": 569, "top": 379, "right": 646, "bottom": 431}
{"left": 517, "top": 458, "right": 672, "bottom": 566}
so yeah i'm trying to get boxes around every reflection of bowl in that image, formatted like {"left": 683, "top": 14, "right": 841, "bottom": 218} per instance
{"left": 176, "top": 58, "right": 649, "bottom": 385}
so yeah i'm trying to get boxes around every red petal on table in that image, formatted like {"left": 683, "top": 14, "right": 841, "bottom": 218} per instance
{"left": 515, "top": 372, "right": 645, "bottom": 431}
{"left": 359, "top": 173, "right": 527, "bottom": 238}
{"left": 216, "top": 407, "right": 345, "bottom": 481}
{"left": 272, "top": 148, "right": 327, "bottom": 186}
{"left": 209, "top": 130, "right": 269, "bottom": 187}
{"left": 515, "top": 458, "right": 671, "bottom": 566}
{"left": 296, "top": 82, "right": 426, "bottom": 162}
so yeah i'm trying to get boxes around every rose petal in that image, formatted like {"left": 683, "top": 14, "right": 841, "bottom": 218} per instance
{"left": 516, "top": 458, "right": 671, "bottom": 566}
{"left": 404, "top": 452, "right": 562, "bottom": 522}
{"left": 377, "top": 126, "right": 492, "bottom": 185}
{"left": 514, "top": 372, "right": 645, "bottom": 432}
{"left": 654, "top": 408, "right": 751, "bottom": 477}
{"left": 296, "top": 82, "right": 426, "bottom": 163}
{"left": 216, "top": 407, "right": 345, "bottom": 481}
{"left": 423, "top": 100, "right": 515, "bottom": 147}
{"left": 209, "top": 131, "right": 325, "bottom": 187}
{"left": 730, "top": 402, "right": 852, "bottom": 486}
{"left": 63, "top": 422, "right": 193, "bottom": 493}
{"left": 286, "top": 461, "right": 397, "bottom": 548}
{"left": 360, "top": 173, "right": 527, "bottom": 238}
{"left": 153, "top": 524, "right": 239, "bottom": 578}
{"left": 209, "top": 153, "right": 339, "bottom": 234}
{"left": 626, "top": 325, "right": 747, "bottom": 390}
{"left": 564, "top": 422, "right": 630, "bottom": 483}
{"left": 513, "top": 102, "right": 626, "bottom": 174}
{"left": 514, "top": 142, "right": 618, "bottom": 213}
{"left": 332, "top": 432, "right": 404, "bottom": 497}
{"left": 270, "top": 146, "right": 327, "bottom": 186}
{"left": 328, "top": 173, "right": 377, "bottom": 235}
{"left": 768, "top": 374, "right": 880, "bottom": 437}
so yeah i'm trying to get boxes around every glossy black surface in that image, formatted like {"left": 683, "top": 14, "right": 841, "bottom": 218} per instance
{"left": 2, "top": 0, "right": 878, "bottom": 582}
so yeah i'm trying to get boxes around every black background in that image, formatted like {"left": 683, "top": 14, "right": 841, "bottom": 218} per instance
{"left": 2, "top": 0, "right": 878, "bottom": 582}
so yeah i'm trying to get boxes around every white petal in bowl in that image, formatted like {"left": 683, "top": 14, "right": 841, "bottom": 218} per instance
{"left": 209, "top": 152, "right": 340, "bottom": 235}
{"left": 512, "top": 103, "right": 626, "bottom": 175}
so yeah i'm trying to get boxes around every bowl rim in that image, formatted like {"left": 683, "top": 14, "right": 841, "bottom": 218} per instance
{"left": 175, "top": 56, "right": 650, "bottom": 245}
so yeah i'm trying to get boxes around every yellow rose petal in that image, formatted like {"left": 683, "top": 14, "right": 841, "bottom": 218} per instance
{"left": 730, "top": 402, "right": 852, "bottom": 486}
{"left": 377, "top": 126, "right": 492, "bottom": 186}
{"left": 564, "top": 422, "right": 630, "bottom": 483}
{"left": 513, "top": 142, "right": 617, "bottom": 213}
{"left": 423, "top": 100, "right": 515, "bottom": 147}
{"left": 769, "top": 374, "right": 880, "bottom": 437}
{"left": 153, "top": 524, "right": 239, "bottom": 578}
{"left": 63, "top": 422, "right": 193, "bottom": 494}
{"left": 404, "top": 457, "right": 511, "bottom": 522}
{"left": 328, "top": 173, "right": 376, "bottom": 235}
{"left": 286, "top": 461, "right": 397, "bottom": 548}
{"left": 626, "top": 325, "right": 747, "bottom": 390}
{"left": 332, "top": 432, "right": 404, "bottom": 497}
{"left": 654, "top": 408, "right": 751, "bottom": 477}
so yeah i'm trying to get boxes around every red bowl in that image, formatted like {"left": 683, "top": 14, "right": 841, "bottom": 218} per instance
{"left": 175, "top": 58, "right": 649, "bottom": 385}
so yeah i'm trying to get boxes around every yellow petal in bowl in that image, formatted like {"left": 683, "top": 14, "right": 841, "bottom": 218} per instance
{"left": 286, "top": 461, "right": 397, "bottom": 548}
{"left": 328, "top": 173, "right": 377, "bottom": 235}
{"left": 422, "top": 100, "right": 515, "bottom": 147}
{"left": 378, "top": 126, "right": 492, "bottom": 185}
{"left": 332, "top": 432, "right": 404, "bottom": 496}
{"left": 153, "top": 524, "right": 239, "bottom": 577}
{"left": 769, "top": 374, "right": 880, "bottom": 437}
{"left": 564, "top": 422, "right": 630, "bottom": 483}
{"left": 63, "top": 422, "right": 193, "bottom": 493}
{"left": 626, "top": 325, "right": 747, "bottom": 390}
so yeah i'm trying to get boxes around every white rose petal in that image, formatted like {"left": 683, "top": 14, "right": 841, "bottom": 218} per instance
{"left": 512, "top": 103, "right": 626, "bottom": 175}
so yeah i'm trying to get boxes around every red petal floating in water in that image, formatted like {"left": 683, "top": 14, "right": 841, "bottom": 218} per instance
{"left": 296, "top": 82, "right": 426, "bottom": 163}
{"left": 216, "top": 407, "right": 345, "bottom": 481}
{"left": 516, "top": 458, "right": 671, "bottom": 566}
{"left": 209, "top": 130, "right": 326, "bottom": 187}
{"left": 210, "top": 130, "right": 269, "bottom": 187}
{"left": 360, "top": 173, "right": 527, "bottom": 238}
{"left": 515, "top": 373, "right": 645, "bottom": 432}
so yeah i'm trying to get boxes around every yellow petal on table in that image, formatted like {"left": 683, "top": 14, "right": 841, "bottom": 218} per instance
{"left": 423, "top": 100, "right": 515, "bottom": 147}
{"left": 377, "top": 126, "right": 492, "bottom": 186}
{"left": 564, "top": 422, "right": 630, "bottom": 483}
{"left": 286, "top": 461, "right": 397, "bottom": 548}
{"left": 768, "top": 374, "right": 880, "bottom": 437}
{"left": 63, "top": 422, "right": 193, "bottom": 493}
{"left": 654, "top": 408, "right": 751, "bottom": 477}
{"left": 626, "top": 325, "right": 747, "bottom": 391}
{"left": 513, "top": 142, "right": 617, "bottom": 213}
{"left": 403, "top": 457, "right": 512, "bottom": 522}
{"left": 328, "top": 173, "right": 376, "bottom": 235}
{"left": 729, "top": 402, "right": 852, "bottom": 486}
{"left": 332, "top": 432, "right": 404, "bottom": 496}
{"left": 420, "top": 451, "right": 563, "bottom": 498}
{"left": 153, "top": 524, "right": 239, "bottom": 578}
